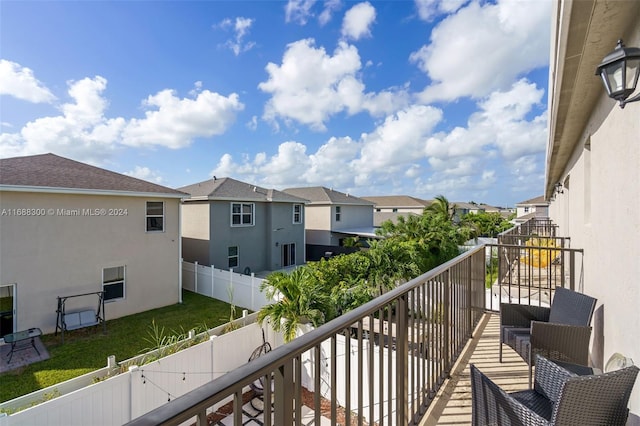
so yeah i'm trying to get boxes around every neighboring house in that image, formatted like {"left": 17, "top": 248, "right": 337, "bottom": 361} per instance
{"left": 361, "top": 195, "right": 430, "bottom": 226}
{"left": 451, "top": 201, "right": 486, "bottom": 223}
{"left": 513, "top": 195, "right": 549, "bottom": 222}
{"left": 478, "top": 203, "right": 514, "bottom": 219}
{"left": 547, "top": 0, "right": 640, "bottom": 415}
{"left": 179, "top": 177, "right": 307, "bottom": 274}
{"left": 0, "top": 153, "right": 185, "bottom": 336}
{"left": 283, "top": 187, "right": 375, "bottom": 258}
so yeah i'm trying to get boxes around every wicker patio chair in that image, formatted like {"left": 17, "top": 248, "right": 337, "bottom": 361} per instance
{"left": 500, "top": 287, "right": 597, "bottom": 386}
{"left": 471, "top": 355, "right": 639, "bottom": 426}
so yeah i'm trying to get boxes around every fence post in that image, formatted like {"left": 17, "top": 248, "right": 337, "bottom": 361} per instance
{"left": 211, "top": 265, "right": 216, "bottom": 297}
{"left": 194, "top": 261, "right": 198, "bottom": 294}
{"left": 251, "top": 272, "right": 256, "bottom": 310}
{"left": 107, "top": 355, "right": 117, "bottom": 376}
{"left": 396, "top": 294, "right": 409, "bottom": 425}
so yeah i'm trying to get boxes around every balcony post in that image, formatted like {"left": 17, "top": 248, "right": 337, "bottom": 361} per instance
{"left": 396, "top": 294, "right": 409, "bottom": 425}
{"left": 444, "top": 270, "right": 450, "bottom": 374}
{"left": 273, "top": 361, "right": 294, "bottom": 424}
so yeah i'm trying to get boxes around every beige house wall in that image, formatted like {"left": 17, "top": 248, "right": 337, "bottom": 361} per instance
{"left": 181, "top": 202, "right": 209, "bottom": 239}
{"left": 548, "top": 9, "right": 640, "bottom": 414}
{"left": 303, "top": 205, "right": 332, "bottom": 245}
{"left": 181, "top": 202, "right": 211, "bottom": 264}
{"left": 0, "top": 191, "right": 181, "bottom": 334}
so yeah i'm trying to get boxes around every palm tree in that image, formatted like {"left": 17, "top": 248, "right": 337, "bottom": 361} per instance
{"left": 257, "top": 267, "right": 332, "bottom": 342}
{"left": 427, "top": 195, "right": 457, "bottom": 222}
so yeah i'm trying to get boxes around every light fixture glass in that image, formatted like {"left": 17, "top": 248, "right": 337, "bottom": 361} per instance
{"left": 595, "top": 40, "right": 640, "bottom": 108}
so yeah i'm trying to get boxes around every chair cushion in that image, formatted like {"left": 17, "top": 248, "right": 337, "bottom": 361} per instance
{"left": 503, "top": 327, "right": 530, "bottom": 348}
{"left": 511, "top": 390, "right": 553, "bottom": 422}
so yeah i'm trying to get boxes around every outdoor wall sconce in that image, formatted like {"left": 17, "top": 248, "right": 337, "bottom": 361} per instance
{"left": 554, "top": 182, "right": 564, "bottom": 195}
{"left": 595, "top": 39, "right": 640, "bottom": 108}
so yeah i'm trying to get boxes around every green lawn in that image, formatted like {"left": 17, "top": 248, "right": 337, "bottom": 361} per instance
{"left": 0, "top": 290, "right": 233, "bottom": 403}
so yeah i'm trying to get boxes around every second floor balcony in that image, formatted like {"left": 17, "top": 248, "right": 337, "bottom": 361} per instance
{"left": 126, "top": 218, "right": 620, "bottom": 426}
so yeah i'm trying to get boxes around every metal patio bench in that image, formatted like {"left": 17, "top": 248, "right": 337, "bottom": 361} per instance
{"left": 500, "top": 287, "right": 597, "bottom": 386}
{"left": 471, "top": 355, "right": 639, "bottom": 426}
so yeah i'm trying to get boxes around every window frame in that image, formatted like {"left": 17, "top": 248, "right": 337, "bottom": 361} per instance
{"left": 335, "top": 205, "right": 341, "bottom": 222}
{"left": 293, "top": 204, "right": 303, "bottom": 224}
{"left": 228, "top": 246, "right": 239, "bottom": 269}
{"left": 230, "top": 203, "right": 255, "bottom": 227}
{"left": 146, "top": 201, "right": 165, "bottom": 232}
{"left": 103, "top": 266, "right": 125, "bottom": 302}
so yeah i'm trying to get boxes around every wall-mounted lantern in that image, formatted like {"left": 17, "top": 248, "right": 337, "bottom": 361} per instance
{"left": 595, "top": 39, "right": 640, "bottom": 108}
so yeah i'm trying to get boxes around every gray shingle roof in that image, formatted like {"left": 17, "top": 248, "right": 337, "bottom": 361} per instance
{"left": 283, "top": 186, "right": 374, "bottom": 206}
{"left": 0, "top": 153, "right": 185, "bottom": 196}
{"left": 179, "top": 177, "right": 308, "bottom": 203}
{"left": 516, "top": 195, "right": 548, "bottom": 206}
{"left": 361, "top": 195, "right": 431, "bottom": 208}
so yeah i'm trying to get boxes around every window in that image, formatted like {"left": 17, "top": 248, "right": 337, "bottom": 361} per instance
{"left": 231, "top": 203, "right": 254, "bottom": 226}
{"left": 376, "top": 208, "right": 381, "bottom": 212}
{"left": 293, "top": 204, "right": 302, "bottom": 224}
{"left": 103, "top": 266, "right": 125, "bottom": 301}
{"left": 228, "top": 246, "right": 239, "bottom": 269}
{"left": 282, "top": 243, "right": 296, "bottom": 267}
{"left": 392, "top": 208, "right": 398, "bottom": 212}
{"left": 335, "top": 206, "right": 341, "bottom": 222}
{"left": 524, "top": 207, "right": 530, "bottom": 213}
{"left": 146, "top": 201, "right": 164, "bottom": 232}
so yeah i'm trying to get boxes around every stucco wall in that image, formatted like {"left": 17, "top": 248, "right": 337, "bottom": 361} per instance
{"left": 549, "top": 27, "right": 640, "bottom": 415}
{"left": 181, "top": 202, "right": 210, "bottom": 264}
{"left": 303, "top": 205, "right": 332, "bottom": 245}
{"left": 333, "top": 204, "right": 374, "bottom": 231}
{"left": 0, "top": 191, "right": 181, "bottom": 335}
{"left": 267, "top": 202, "right": 306, "bottom": 270}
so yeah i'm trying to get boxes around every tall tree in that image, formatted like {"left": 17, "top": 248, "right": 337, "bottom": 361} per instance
{"left": 427, "top": 195, "right": 457, "bottom": 222}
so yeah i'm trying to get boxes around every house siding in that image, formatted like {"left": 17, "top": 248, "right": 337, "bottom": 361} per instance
{"left": 0, "top": 191, "right": 181, "bottom": 334}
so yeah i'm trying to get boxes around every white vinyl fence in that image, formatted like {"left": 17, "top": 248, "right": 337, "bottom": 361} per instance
{"left": 0, "top": 322, "right": 283, "bottom": 426}
{"left": 297, "top": 324, "right": 413, "bottom": 426}
{"left": 182, "top": 261, "right": 271, "bottom": 311}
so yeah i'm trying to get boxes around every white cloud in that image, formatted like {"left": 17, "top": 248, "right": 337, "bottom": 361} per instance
{"left": 410, "top": 0, "right": 551, "bottom": 102}
{"left": 414, "top": 0, "right": 467, "bottom": 21}
{"left": 0, "top": 74, "right": 243, "bottom": 163}
{"left": 319, "top": 0, "right": 341, "bottom": 26}
{"left": 0, "top": 76, "right": 125, "bottom": 163}
{"left": 351, "top": 105, "right": 442, "bottom": 185}
{"left": 285, "top": 0, "right": 317, "bottom": 24}
{"left": 211, "top": 78, "right": 544, "bottom": 204}
{"left": 122, "top": 89, "right": 243, "bottom": 148}
{"left": 341, "top": 2, "right": 376, "bottom": 41}
{"left": 258, "top": 39, "right": 408, "bottom": 130}
{"left": 124, "top": 166, "right": 165, "bottom": 184}
{"left": 0, "top": 59, "right": 56, "bottom": 103}
{"left": 217, "top": 17, "right": 256, "bottom": 56}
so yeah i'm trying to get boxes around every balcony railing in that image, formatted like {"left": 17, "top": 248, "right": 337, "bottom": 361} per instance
{"left": 126, "top": 218, "right": 581, "bottom": 426}
{"left": 486, "top": 217, "right": 583, "bottom": 310}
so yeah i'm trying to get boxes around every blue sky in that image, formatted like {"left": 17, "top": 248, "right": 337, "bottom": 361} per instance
{"left": 0, "top": 0, "right": 551, "bottom": 207}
